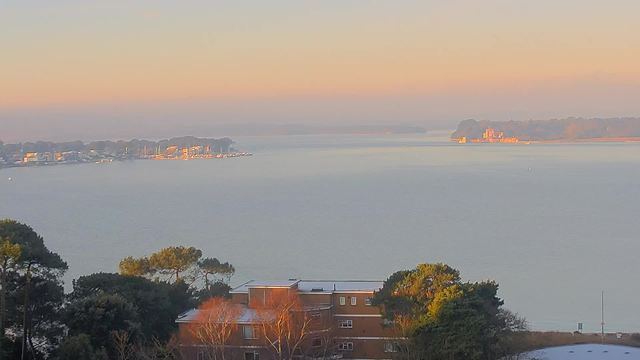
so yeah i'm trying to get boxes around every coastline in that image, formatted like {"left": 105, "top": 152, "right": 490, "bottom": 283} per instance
{"left": 0, "top": 152, "right": 253, "bottom": 170}
{"left": 451, "top": 136, "right": 640, "bottom": 144}
{"left": 528, "top": 137, "right": 640, "bottom": 143}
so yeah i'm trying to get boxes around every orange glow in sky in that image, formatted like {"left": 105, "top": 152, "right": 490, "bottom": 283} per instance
{"left": 2, "top": 0, "right": 640, "bottom": 143}
{"left": 2, "top": 1, "right": 640, "bottom": 108}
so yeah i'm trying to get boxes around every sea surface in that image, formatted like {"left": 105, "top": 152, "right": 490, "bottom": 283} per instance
{"left": 2, "top": 132, "right": 640, "bottom": 332}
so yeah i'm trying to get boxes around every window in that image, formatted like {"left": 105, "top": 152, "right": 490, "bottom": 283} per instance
{"left": 338, "top": 342, "right": 354, "bottom": 351}
{"left": 384, "top": 342, "right": 400, "bottom": 353}
{"left": 244, "top": 352, "right": 260, "bottom": 360}
{"left": 339, "top": 297, "right": 346, "bottom": 306}
{"left": 365, "top": 297, "right": 373, "bottom": 306}
{"left": 243, "top": 326, "right": 258, "bottom": 339}
{"left": 339, "top": 320, "right": 353, "bottom": 328}
{"left": 197, "top": 351, "right": 205, "bottom": 360}
{"left": 311, "top": 312, "right": 322, "bottom": 323}
{"left": 351, "top": 297, "right": 357, "bottom": 306}
{"left": 311, "top": 338, "right": 322, "bottom": 348}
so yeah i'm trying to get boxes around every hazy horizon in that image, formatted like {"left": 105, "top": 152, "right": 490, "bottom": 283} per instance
{"left": 4, "top": 2, "right": 640, "bottom": 349}
{"left": 2, "top": 1, "right": 640, "bottom": 141}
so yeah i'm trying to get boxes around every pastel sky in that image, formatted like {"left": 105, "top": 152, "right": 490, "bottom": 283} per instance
{"left": 2, "top": 0, "right": 640, "bottom": 141}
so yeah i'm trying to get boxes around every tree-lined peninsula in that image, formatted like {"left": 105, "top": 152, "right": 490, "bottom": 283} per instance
{"left": 0, "top": 136, "right": 244, "bottom": 168}
{"left": 451, "top": 117, "right": 640, "bottom": 141}
{"left": 0, "top": 136, "right": 234, "bottom": 157}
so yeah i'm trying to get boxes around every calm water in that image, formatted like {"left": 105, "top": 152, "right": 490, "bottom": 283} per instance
{"left": 2, "top": 132, "right": 640, "bottom": 332}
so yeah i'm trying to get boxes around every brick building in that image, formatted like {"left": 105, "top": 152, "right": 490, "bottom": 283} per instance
{"left": 177, "top": 279, "right": 399, "bottom": 360}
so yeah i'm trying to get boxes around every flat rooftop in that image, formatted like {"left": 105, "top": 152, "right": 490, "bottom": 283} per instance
{"left": 523, "top": 344, "right": 640, "bottom": 359}
{"left": 176, "top": 306, "right": 269, "bottom": 324}
{"left": 230, "top": 279, "right": 384, "bottom": 294}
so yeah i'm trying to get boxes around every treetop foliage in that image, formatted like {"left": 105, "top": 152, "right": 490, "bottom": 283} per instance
{"left": 197, "top": 258, "right": 235, "bottom": 276}
{"left": 372, "top": 262, "right": 522, "bottom": 360}
{"left": 0, "top": 239, "right": 21, "bottom": 267}
{"left": 65, "top": 293, "right": 140, "bottom": 350}
{"left": 149, "top": 246, "right": 202, "bottom": 280}
{"left": 0, "top": 220, "right": 234, "bottom": 360}
{"left": 57, "top": 334, "right": 95, "bottom": 360}
{"left": 0, "top": 220, "right": 68, "bottom": 360}
{"left": 197, "top": 258, "right": 235, "bottom": 286}
{"left": 119, "top": 247, "right": 235, "bottom": 288}
{"left": 121, "top": 246, "right": 204, "bottom": 283}
{"left": 69, "top": 272, "right": 194, "bottom": 341}
{"left": 0, "top": 220, "right": 68, "bottom": 274}
{"left": 118, "top": 257, "right": 154, "bottom": 277}
{"left": 1, "top": 220, "right": 532, "bottom": 360}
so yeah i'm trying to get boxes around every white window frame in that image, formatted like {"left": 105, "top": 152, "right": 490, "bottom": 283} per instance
{"left": 243, "top": 325, "right": 258, "bottom": 339}
{"left": 339, "top": 320, "right": 353, "bottom": 328}
{"left": 244, "top": 351, "right": 260, "bottom": 360}
{"left": 339, "top": 297, "right": 346, "bottom": 306}
{"left": 338, "top": 342, "right": 354, "bottom": 351}
{"left": 365, "top": 297, "right": 373, "bottom": 306}
{"left": 351, "top": 297, "right": 357, "bottom": 306}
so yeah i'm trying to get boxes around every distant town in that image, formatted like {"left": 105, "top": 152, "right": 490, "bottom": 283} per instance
{"left": 455, "top": 128, "right": 527, "bottom": 144}
{"left": 0, "top": 136, "right": 252, "bottom": 168}
{"left": 451, "top": 117, "right": 640, "bottom": 143}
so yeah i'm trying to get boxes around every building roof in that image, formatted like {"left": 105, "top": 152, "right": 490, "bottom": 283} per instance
{"left": 178, "top": 279, "right": 385, "bottom": 324}
{"left": 523, "top": 344, "right": 640, "bottom": 359}
{"left": 230, "top": 280, "right": 301, "bottom": 293}
{"left": 176, "top": 306, "right": 271, "bottom": 324}
{"left": 229, "top": 279, "right": 384, "bottom": 294}
{"left": 297, "top": 280, "right": 384, "bottom": 293}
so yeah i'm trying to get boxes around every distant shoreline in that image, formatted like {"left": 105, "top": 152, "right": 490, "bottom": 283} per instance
{"left": 0, "top": 135, "right": 248, "bottom": 169}
{"left": 452, "top": 136, "right": 640, "bottom": 144}
{"left": 528, "top": 137, "right": 640, "bottom": 143}
{"left": 451, "top": 117, "right": 640, "bottom": 143}
{"left": 0, "top": 153, "right": 253, "bottom": 170}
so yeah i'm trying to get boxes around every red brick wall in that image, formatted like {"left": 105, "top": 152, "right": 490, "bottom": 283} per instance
{"left": 182, "top": 288, "right": 398, "bottom": 360}
{"left": 332, "top": 293, "right": 380, "bottom": 315}
{"left": 231, "top": 293, "right": 248, "bottom": 304}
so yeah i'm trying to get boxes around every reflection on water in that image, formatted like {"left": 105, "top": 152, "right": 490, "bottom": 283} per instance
{"left": 1, "top": 133, "right": 640, "bottom": 332}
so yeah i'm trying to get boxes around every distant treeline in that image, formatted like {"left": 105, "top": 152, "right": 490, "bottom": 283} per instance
{"left": 133, "top": 124, "right": 428, "bottom": 136}
{"left": 256, "top": 124, "right": 427, "bottom": 135}
{"left": 451, "top": 117, "right": 640, "bottom": 141}
{"left": 0, "top": 136, "right": 234, "bottom": 156}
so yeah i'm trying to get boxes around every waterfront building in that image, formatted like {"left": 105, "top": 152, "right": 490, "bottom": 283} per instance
{"left": 60, "top": 151, "right": 81, "bottom": 161}
{"left": 23, "top": 152, "right": 42, "bottom": 163}
{"left": 483, "top": 128, "right": 496, "bottom": 141}
{"left": 177, "top": 279, "right": 398, "bottom": 360}
{"left": 166, "top": 146, "right": 179, "bottom": 157}
{"left": 466, "top": 128, "right": 520, "bottom": 143}
{"left": 43, "top": 152, "right": 55, "bottom": 162}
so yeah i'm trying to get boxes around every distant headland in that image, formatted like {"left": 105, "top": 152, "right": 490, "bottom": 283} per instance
{"left": 0, "top": 136, "right": 251, "bottom": 168}
{"left": 451, "top": 117, "right": 640, "bottom": 143}
{"left": 243, "top": 124, "right": 427, "bottom": 136}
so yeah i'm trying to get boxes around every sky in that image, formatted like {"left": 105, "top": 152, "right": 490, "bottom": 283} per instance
{"left": 1, "top": 0, "right": 640, "bottom": 141}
